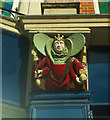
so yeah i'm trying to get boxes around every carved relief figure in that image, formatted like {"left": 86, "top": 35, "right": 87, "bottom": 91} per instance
{"left": 32, "top": 33, "right": 87, "bottom": 92}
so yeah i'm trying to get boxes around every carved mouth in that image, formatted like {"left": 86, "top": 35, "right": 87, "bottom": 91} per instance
{"left": 57, "top": 46, "right": 61, "bottom": 49}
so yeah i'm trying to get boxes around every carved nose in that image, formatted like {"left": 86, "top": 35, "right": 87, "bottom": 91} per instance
{"left": 58, "top": 43, "right": 61, "bottom": 46}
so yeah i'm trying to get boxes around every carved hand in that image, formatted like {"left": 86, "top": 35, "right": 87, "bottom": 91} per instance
{"left": 34, "top": 70, "right": 43, "bottom": 78}
{"left": 80, "top": 74, "right": 87, "bottom": 81}
{"left": 76, "top": 75, "right": 86, "bottom": 84}
{"left": 78, "top": 69, "right": 87, "bottom": 84}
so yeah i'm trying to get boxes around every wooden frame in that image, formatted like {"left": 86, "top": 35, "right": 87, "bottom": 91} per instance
{"left": 41, "top": 2, "right": 80, "bottom": 15}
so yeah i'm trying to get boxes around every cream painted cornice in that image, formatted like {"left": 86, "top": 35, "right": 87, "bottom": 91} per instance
{"left": 1, "top": 15, "right": 29, "bottom": 37}
{"left": 20, "top": 14, "right": 110, "bottom": 19}
{"left": 1, "top": 14, "right": 110, "bottom": 35}
{"left": 0, "top": 15, "right": 20, "bottom": 34}
{"left": 18, "top": 14, "right": 110, "bottom": 34}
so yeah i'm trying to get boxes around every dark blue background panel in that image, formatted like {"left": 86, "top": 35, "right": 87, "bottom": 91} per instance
{"left": 33, "top": 104, "right": 84, "bottom": 118}
{"left": 2, "top": 30, "right": 29, "bottom": 107}
{"left": 88, "top": 46, "right": 109, "bottom": 103}
{"left": 91, "top": 105, "right": 110, "bottom": 118}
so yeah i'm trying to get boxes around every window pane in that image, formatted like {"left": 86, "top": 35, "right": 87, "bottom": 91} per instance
{"left": 3, "top": 2, "right": 12, "bottom": 16}
{"left": 99, "top": 2, "right": 110, "bottom": 14}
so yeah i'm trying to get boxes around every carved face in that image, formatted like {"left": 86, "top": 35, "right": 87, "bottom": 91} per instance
{"left": 53, "top": 40, "right": 65, "bottom": 54}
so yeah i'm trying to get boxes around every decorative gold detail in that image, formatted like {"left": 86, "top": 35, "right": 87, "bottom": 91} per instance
{"left": 82, "top": 56, "right": 86, "bottom": 63}
{"left": 54, "top": 34, "right": 64, "bottom": 41}
{"left": 31, "top": 49, "right": 38, "bottom": 61}
{"left": 36, "top": 79, "right": 41, "bottom": 86}
{"left": 84, "top": 46, "right": 86, "bottom": 53}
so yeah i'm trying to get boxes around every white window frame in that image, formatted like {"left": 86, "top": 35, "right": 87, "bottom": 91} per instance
{"left": 93, "top": 0, "right": 100, "bottom": 14}
{"left": 11, "top": 0, "right": 20, "bottom": 18}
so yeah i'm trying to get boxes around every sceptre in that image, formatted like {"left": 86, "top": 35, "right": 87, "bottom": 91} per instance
{"left": 31, "top": 49, "right": 40, "bottom": 86}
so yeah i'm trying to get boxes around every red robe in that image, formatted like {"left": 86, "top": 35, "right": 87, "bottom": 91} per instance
{"left": 38, "top": 57, "right": 86, "bottom": 92}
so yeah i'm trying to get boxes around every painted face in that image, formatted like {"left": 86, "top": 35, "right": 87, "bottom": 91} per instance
{"left": 53, "top": 40, "right": 65, "bottom": 54}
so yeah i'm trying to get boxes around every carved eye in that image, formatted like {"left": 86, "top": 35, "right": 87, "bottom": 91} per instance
{"left": 60, "top": 41, "right": 64, "bottom": 44}
{"left": 54, "top": 41, "right": 59, "bottom": 44}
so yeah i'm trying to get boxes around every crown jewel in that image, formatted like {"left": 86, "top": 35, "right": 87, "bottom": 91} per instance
{"left": 54, "top": 34, "right": 64, "bottom": 41}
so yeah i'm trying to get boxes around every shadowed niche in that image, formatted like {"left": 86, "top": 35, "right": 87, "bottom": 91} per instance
{"left": 18, "top": 35, "right": 29, "bottom": 107}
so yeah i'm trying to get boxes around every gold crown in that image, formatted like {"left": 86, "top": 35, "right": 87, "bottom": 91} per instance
{"left": 54, "top": 34, "right": 64, "bottom": 41}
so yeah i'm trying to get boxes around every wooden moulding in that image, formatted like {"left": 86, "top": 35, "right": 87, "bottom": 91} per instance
{"left": 41, "top": 2, "right": 80, "bottom": 15}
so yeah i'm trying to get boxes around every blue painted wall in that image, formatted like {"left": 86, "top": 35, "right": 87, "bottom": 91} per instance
{"left": 2, "top": 30, "right": 29, "bottom": 107}
{"left": 88, "top": 46, "right": 109, "bottom": 103}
